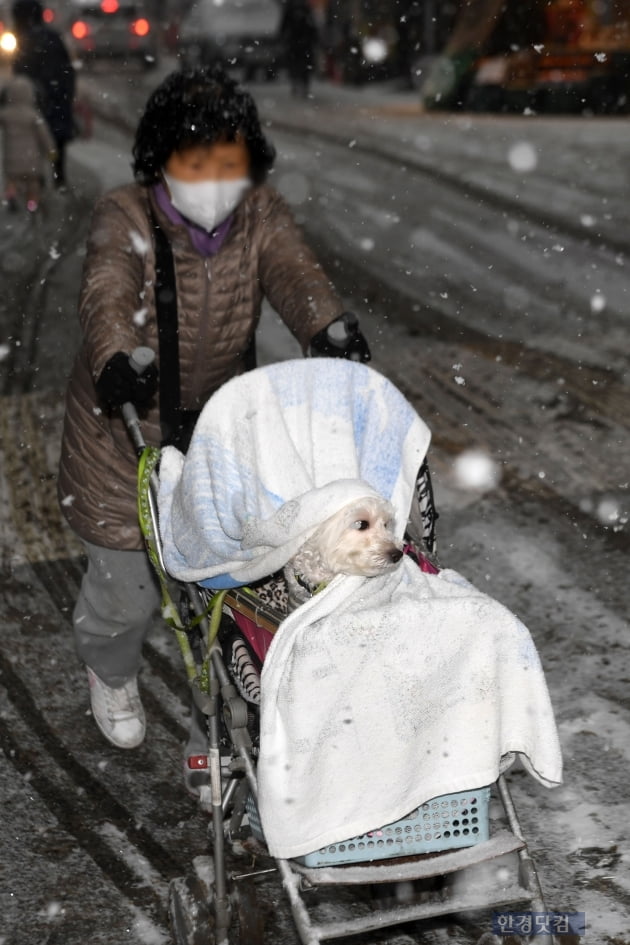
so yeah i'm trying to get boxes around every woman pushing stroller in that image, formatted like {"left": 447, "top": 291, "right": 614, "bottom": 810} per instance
{"left": 57, "top": 66, "right": 370, "bottom": 755}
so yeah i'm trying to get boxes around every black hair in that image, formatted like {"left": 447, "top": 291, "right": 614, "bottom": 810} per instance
{"left": 132, "top": 66, "right": 276, "bottom": 185}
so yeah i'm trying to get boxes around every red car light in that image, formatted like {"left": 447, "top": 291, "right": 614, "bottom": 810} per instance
{"left": 42, "top": 7, "right": 55, "bottom": 22}
{"left": 100, "top": 0, "right": 119, "bottom": 11}
{"left": 71, "top": 20, "right": 90, "bottom": 39}
{"left": 130, "top": 17, "right": 150, "bottom": 36}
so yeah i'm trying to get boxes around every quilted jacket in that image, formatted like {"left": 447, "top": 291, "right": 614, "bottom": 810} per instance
{"left": 57, "top": 181, "right": 345, "bottom": 549}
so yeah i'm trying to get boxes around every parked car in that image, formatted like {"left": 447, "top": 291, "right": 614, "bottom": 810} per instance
{"left": 177, "top": 0, "right": 283, "bottom": 81}
{"left": 66, "top": 0, "right": 159, "bottom": 68}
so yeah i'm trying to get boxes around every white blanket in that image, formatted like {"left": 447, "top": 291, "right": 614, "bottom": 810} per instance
{"left": 156, "top": 358, "right": 562, "bottom": 859}
{"left": 157, "top": 359, "right": 431, "bottom": 586}
{"left": 257, "top": 557, "right": 563, "bottom": 859}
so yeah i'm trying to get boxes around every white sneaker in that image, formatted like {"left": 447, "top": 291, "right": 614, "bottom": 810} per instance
{"left": 87, "top": 667, "right": 146, "bottom": 749}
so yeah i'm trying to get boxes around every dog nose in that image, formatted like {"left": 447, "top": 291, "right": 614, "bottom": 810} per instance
{"left": 390, "top": 549, "right": 403, "bottom": 563}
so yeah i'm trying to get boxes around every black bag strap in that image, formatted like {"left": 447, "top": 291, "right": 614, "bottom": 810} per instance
{"left": 150, "top": 203, "right": 257, "bottom": 447}
{"left": 150, "top": 209, "right": 189, "bottom": 448}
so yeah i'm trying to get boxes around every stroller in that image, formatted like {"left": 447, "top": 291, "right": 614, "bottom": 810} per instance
{"left": 124, "top": 355, "right": 564, "bottom": 945}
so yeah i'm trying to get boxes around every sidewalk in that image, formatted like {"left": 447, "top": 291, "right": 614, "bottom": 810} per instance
{"left": 254, "top": 78, "right": 630, "bottom": 248}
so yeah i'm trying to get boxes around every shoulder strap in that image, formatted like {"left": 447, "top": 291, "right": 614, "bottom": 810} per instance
{"left": 150, "top": 201, "right": 258, "bottom": 447}
{"left": 150, "top": 208, "right": 183, "bottom": 448}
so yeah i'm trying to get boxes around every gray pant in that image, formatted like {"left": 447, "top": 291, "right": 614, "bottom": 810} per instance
{"left": 73, "top": 541, "right": 161, "bottom": 688}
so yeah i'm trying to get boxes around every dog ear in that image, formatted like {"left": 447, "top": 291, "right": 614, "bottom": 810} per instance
{"left": 289, "top": 531, "right": 333, "bottom": 584}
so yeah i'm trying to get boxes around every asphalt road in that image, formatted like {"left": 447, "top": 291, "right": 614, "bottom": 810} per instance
{"left": 1, "top": 65, "right": 629, "bottom": 945}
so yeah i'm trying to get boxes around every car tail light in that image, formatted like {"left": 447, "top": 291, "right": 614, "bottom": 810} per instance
{"left": 100, "top": 0, "right": 119, "bottom": 11}
{"left": 42, "top": 7, "right": 55, "bottom": 22}
{"left": 71, "top": 20, "right": 90, "bottom": 39}
{"left": 130, "top": 17, "right": 150, "bottom": 36}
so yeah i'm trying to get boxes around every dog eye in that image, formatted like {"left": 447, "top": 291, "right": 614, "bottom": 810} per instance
{"left": 351, "top": 520, "right": 370, "bottom": 530}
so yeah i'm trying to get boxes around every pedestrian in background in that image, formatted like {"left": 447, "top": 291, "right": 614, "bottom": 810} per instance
{"left": 57, "top": 67, "right": 369, "bottom": 761}
{"left": 280, "top": 0, "right": 319, "bottom": 97}
{"left": 11, "top": 0, "right": 75, "bottom": 189}
{"left": 0, "top": 74, "right": 55, "bottom": 213}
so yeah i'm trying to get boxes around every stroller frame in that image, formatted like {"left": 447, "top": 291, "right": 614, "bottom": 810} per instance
{"left": 124, "top": 401, "right": 559, "bottom": 945}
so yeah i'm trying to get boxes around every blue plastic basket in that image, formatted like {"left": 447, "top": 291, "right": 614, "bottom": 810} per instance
{"left": 246, "top": 787, "right": 491, "bottom": 867}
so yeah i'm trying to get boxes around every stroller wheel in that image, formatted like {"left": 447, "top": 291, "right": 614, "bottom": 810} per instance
{"left": 236, "top": 878, "right": 264, "bottom": 945}
{"left": 168, "top": 859, "right": 216, "bottom": 945}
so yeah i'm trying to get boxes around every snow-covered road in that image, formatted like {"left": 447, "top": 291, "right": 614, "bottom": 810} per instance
{"left": 1, "top": 65, "right": 629, "bottom": 944}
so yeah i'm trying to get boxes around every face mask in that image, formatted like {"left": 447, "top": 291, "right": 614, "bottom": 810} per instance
{"left": 163, "top": 172, "right": 250, "bottom": 232}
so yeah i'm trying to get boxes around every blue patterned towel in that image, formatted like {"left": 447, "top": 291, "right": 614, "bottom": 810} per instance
{"left": 157, "top": 359, "right": 431, "bottom": 586}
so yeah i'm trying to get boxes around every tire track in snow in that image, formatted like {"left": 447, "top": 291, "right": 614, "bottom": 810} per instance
{"left": 0, "top": 649, "right": 187, "bottom": 921}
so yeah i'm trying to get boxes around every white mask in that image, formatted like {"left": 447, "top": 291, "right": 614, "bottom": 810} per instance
{"left": 163, "top": 172, "right": 250, "bottom": 232}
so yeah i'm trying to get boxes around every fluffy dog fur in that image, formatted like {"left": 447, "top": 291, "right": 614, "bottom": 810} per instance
{"left": 284, "top": 495, "right": 403, "bottom": 611}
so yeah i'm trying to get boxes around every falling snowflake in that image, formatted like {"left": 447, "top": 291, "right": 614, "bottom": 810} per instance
{"left": 590, "top": 293, "right": 606, "bottom": 313}
{"left": 508, "top": 141, "right": 538, "bottom": 173}
{"left": 133, "top": 307, "right": 149, "bottom": 327}
{"left": 61, "top": 494, "right": 75, "bottom": 507}
{"left": 454, "top": 376, "right": 465, "bottom": 386}
{"left": 0, "top": 343, "right": 10, "bottom": 361}
{"left": 596, "top": 498, "right": 620, "bottom": 524}
{"left": 277, "top": 171, "right": 310, "bottom": 206}
{"left": 452, "top": 450, "right": 501, "bottom": 491}
{"left": 129, "top": 230, "right": 150, "bottom": 256}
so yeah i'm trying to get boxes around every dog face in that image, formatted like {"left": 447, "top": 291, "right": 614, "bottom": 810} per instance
{"left": 313, "top": 497, "right": 403, "bottom": 577}
{"left": 288, "top": 496, "right": 403, "bottom": 590}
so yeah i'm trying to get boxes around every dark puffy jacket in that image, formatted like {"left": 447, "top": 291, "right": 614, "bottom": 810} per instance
{"left": 57, "top": 182, "right": 345, "bottom": 550}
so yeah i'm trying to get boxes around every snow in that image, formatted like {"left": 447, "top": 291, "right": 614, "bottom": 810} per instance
{"left": 98, "top": 822, "right": 168, "bottom": 894}
{"left": 452, "top": 450, "right": 501, "bottom": 492}
{"left": 507, "top": 141, "right": 538, "bottom": 173}
{"left": 127, "top": 907, "right": 172, "bottom": 945}
{"left": 2, "top": 63, "right": 629, "bottom": 944}
{"left": 590, "top": 292, "right": 606, "bottom": 313}
{"left": 129, "top": 230, "right": 151, "bottom": 256}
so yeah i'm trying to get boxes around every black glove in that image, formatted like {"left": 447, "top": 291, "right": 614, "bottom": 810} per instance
{"left": 309, "top": 312, "right": 371, "bottom": 363}
{"left": 95, "top": 351, "right": 158, "bottom": 409}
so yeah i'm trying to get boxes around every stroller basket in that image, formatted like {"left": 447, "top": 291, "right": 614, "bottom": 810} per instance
{"left": 246, "top": 787, "right": 490, "bottom": 867}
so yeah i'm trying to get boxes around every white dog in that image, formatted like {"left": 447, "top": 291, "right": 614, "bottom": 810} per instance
{"left": 284, "top": 495, "right": 404, "bottom": 611}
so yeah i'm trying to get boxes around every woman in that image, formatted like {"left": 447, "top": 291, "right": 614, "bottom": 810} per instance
{"left": 58, "top": 67, "right": 369, "bottom": 753}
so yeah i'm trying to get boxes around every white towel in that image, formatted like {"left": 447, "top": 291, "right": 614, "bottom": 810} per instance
{"left": 257, "top": 557, "right": 563, "bottom": 859}
{"left": 157, "top": 359, "right": 431, "bottom": 586}
{"left": 155, "top": 358, "right": 562, "bottom": 860}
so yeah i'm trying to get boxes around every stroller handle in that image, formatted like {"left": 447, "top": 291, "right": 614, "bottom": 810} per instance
{"left": 122, "top": 347, "right": 156, "bottom": 454}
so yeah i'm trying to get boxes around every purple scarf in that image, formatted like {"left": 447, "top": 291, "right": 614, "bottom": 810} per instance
{"left": 153, "top": 182, "right": 233, "bottom": 257}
